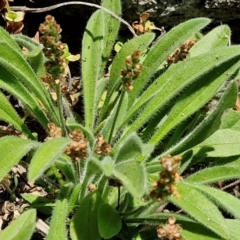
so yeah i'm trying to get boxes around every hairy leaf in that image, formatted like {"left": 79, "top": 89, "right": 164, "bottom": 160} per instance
{"left": 0, "top": 209, "right": 36, "bottom": 240}
{"left": 47, "top": 199, "right": 68, "bottom": 240}
{"left": 28, "top": 137, "right": 71, "bottom": 181}
{"left": 169, "top": 182, "right": 230, "bottom": 239}
{"left": 113, "top": 160, "right": 147, "bottom": 198}
{"left": 190, "top": 184, "right": 240, "bottom": 220}
{"left": 190, "top": 25, "right": 231, "bottom": 57}
{"left": 0, "top": 136, "right": 38, "bottom": 181}
{"left": 98, "top": 203, "right": 122, "bottom": 238}
{"left": 191, "top": 129, "right": 240, "bottom": 157}
{"left": 116, "top": 46, "right": 240, "bottom": 149}
{"left": 70, "top": 192, "right": 104, "bottom": 240}
{"left": 0, "top": 90, "right": 33, "bottom": 138}
{"left": 128, "top": 18, "right": 211, "bottom": 106}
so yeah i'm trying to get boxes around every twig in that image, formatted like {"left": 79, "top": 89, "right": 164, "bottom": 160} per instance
{"left": 11, "top": 1, "right": 137, "bottom": 37}
{"left": 221, "top": 179, "right": 240, "bottom": 190}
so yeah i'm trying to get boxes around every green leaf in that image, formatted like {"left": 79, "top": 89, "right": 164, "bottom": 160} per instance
{"left": 0, "top": 66, "right": 50, "bottom": 128}
{"left": 70, "top": 192, "right": 104, "bottom": 240}
{"left": 0, "top": 27, "right": 22, "bottom": 51}
{"left": 169, "top": 182, "right": 230, "bottom": 239}
{"left": 113, "top": 160, "right": 147, "bottom": 198}
{"left": 47, "top": 199, "right": 68, "bottom": 240}
{"left": 55, "top": 155, "right": 76, "bottom": 183}
{"left": 12, "top": 34, "right": 46, "bottom": 77}
{"left": 114, "top": 132, "right": 143, "bottom": 163}
{"left": 190, "top": 25, "right": 231, "bottom": 57}
{"left": 220, "top": 110, "right": 240, "bottom": 131}
{"left": 190, "top": 184, "right": 240, "bottom": 220}
{"left": 149, "top": 59, "right": 239, "bottom": 145}
{"left": 181, "top": 221, "right": 223, "bottom": 240}
{"left": 98, "top": 203, "right": 122, "bottom": 238}
{"left": 226, "top": 219, "right": 240, "bottom": 240}
{"left": 0, "top": 209, "right": 36, "bottom": 240}
{"left": 99, "top": 33, "right": 155, "bottom": 122}
{"left": 21, "top": 193, "right": 53, "bottom": 215}
{"left": 28, "top": 137, "right": 71, "bottom": 182}
{"left": 0, "top": 136, "right": 37, "bottom": 181}
{"left": 191, "top": 129, "right": 240, "bottom": 157}
{"left": 128, "top": 18, "right": 211, "bottom": 106}
{"left": 68, "top": 183, "right": 81, "bottom": 213}
{"left": 82, "top": 4, "right": 117, "bottom": 130}
{"left": 0, "top": 90, "right": 33, "bottom": 138}
{"left": 116, "top": 46, "right": 240, "bottom": 149}
{"left": 186, "top": 164, "right": 240, "bottom": 184}
{"left": 90, "top": 156, "right": 114, "bottom": 177}
{"left": 162, "top": 81, "right": 237, "bottom": 158}
{"left": 100, "top": 0, "right": 121, "bottom": 73}
{"left": 11, "top": 34, "right": 42, "bottom": 51}
{"left": 100, "top": 91, "right": 128, "bottom": 142}
{"left": 0, "top": 27, "right": 59, "bottom": 124}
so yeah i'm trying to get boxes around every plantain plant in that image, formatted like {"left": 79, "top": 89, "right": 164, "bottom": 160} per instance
{"left": 1, "top": 0, "right": 240, "bottom": 239}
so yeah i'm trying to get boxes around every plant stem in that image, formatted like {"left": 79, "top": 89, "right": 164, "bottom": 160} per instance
{"left": 5, "top": 0, "right": 11, "bottom": 12}
{"left": 51, "top": 166, "right": 65, "bottom": 186}
{"left": 108, "top": 90, "right": 125, "bottom": 143}
{"left": 55, "top": 83, "right": 66, "bottom": 136}
{"left": 11, "top": 1, "right": 137, "bottom": 37}
{"left": 75, "top": 161, "right": 81, "bottom": 181}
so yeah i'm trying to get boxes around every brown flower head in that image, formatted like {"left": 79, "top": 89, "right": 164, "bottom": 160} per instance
{"left": 149, "top": 155, "right": 182, "bottom": 201}
{"left": 157, "top": 217, "right": 182, "bottom": 240}
{"left": 95, "top": 135, "right": 112, "bottom": 156}
{"left": 65, "top": 129, "right": 88, "bottom": 161}
{"left": 167, "top": 40, "right": 197, "bottom": 65}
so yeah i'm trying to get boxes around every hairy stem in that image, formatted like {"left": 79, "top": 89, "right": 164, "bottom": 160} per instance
{"left": 55, "top": 83, "right": 67, "bottom": 136}
{"left": 108, "top": 90, "right": 125, "bottom": 143}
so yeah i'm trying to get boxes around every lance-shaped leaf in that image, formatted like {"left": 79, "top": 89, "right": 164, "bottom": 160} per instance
{"left": 220, "top": 110, "right": 240, "bottom": 131}
{"left": 186, "top": 156, "right": 240, "bottom": 184}
{"left": 99, "top": 32, "right": 155, "bottom": 122}
{"left": 100, "top": 0, "right": 121, "bottom": 73}
{"left": 11, "top": 34, "right": 46, "bottom": 77}
{"left": 28, "top": 137, "right": 71, "bottom": 181}
{"left": 190, "top": 24, "right": 231, "bottom": 57}
{"left": 189, "top": 183, "right": 240, "bottom": 220}
{"left": 169, "top": 182, "right": 230, "bottom": 239}
{"left": 0, "top": 27, "right": 59, "bottom": 124}
{"left": 191, "top": 129, "right": 240, "bottom": 158}
{"left": 149, "top": 58, "right": 240, "bottom": 145}
{"left": 82, "top": 0, "right": 120, "bottom": 130}
{"left": 0, "top": 209, "right": 36, "bottom": 240}
{"left": 47, "top": 199, "right": 68, "bottom": 240}
{"left": 0, "top": 90, "right": 33, "bottom": 138}
{"left": 115, "top": 46, "right": 240, "bottom": 149}
{"left": 0, "top": 66, "right": 49, "bottom": 128}
{"left": 128, "top": 18, "right": 211, "bottom": 106}
{"left": 161, "top": 81, "right": 237, "bottom": 159}
{"left": 0, "top": 136, "right": 38, "bottom": 181}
